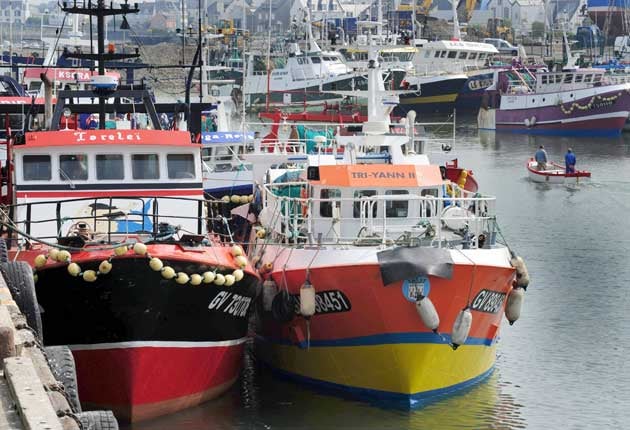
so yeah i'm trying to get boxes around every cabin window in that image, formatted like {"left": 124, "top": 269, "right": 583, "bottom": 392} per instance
{"left": 469, "top": 53, "right": 478, "bottom": 60}
{"left": 555, "top": 74, "right": 562, "bottom": 83}
{"left": 59, "top": 154, "right": 88, "bottom": 180}
{"left": 593, "top": 74, "right": 602, "bottom": 83}
{"left": 564, "top": 74, "right": 573, "bottom": 83}
{"left": 479, "top": 53, "right": 486, "bottom": 60}
{"left": 434, "top": 51, "right": 440, "bottom": 58}
{"left": 23, "top": 155, "right": 51, "bottom": 181}
{"left": 311, "top": 57, "right": 321, "bottom": 63}
{"left": 425, "top": 50, "right": 431, "bottom": 58}
{"left": 458, "top": 51, "right": 467, "bottom": 59}
{"left": 132, "top": 154, "right": 160, "bottom": 179}
{"left": 385, "top": 190, "right": 409, "bottom": 218}
{"left": 167, "top": 154, "right": 196, "bottom": 179}
{"left": 448, "top": 51, "right": 457, "bottom": 58}
{"left": 319, "top": 188, "right": 341, "bottom": 217}
{"left": 541, "top": 75, "right": 548, "bottom": 84}
{"left": 440, "top": 51, "right": 447, "bottom": 58}
{"left": 583, "top": 74, "right": 592, "bottom": 83}
{"left": 96, "top": 154, "right": 124, "bottom": 180}
{"left": 575, "top": 74, "right": 583, "bottom": 83}
{"left": 353, "top": 190, "right": 377, "bottom": 218}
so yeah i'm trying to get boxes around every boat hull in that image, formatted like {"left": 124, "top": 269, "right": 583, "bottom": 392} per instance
{"left": 255, "top": 246, "right": 514, "bottom": 406}
{"left": 15, "top": 248, "right": 259, "bottom": 422}
{"left": 395, "top": 75, "right": 468, "bottom": 115}
{"left": 480, "top": 88, "right": 630, "bottom": 136}
{"left": 526, "top": 160, "right": 591, "bottom": 184}
{"left": 456, "top": 70, "right": 495, "bottom": 112}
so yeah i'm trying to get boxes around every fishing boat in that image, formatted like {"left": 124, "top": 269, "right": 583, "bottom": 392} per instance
{"left": 526, "top": 159, "right": 591, "bottom": 183}
{"left": 247, "top": 54, "right": 528, "bottom": 407}
{"left": 478, "top": 66, "right": 630, "bottom": 136}
{"left": 0, "top": 2, "right": 259, "bottom": 423}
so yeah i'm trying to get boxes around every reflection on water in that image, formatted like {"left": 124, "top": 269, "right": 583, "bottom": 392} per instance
{"left": 124, "top": 116, "right": 630, "bottom": 429}
{"left": 125, "top": 343, "right": 525, "bottom": 430}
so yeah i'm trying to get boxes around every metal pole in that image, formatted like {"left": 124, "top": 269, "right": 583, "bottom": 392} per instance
{"left": 97, "top": 0, "right": 106, "bottom": 128}
{"left": 182, "top": 0, "right": 186, "bottom": 64}
{"left": 9, "top": 9, "right": 13, "bottom": 70}
{"left": 199, "top": 0, "right": 203, "bottom": 103}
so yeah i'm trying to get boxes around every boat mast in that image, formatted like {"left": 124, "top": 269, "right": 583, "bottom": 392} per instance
{"left": 60, "top": 0, "right": 140, "bottom": 129}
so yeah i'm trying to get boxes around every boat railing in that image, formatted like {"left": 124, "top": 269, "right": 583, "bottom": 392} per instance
{"left": 261, "top": 182, "right": 497, "bottom": 248}
{"left": 1, "top": 196, "right": 236, "bottom": 248}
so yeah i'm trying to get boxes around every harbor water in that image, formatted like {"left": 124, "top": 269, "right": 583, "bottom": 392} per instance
{"left": 124, "top": 116, "right": 630, "bottom": 429}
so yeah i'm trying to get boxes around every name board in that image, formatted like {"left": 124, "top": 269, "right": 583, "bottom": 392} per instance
{"left": 201, "top": 132, "right": 254, "bottom": 144}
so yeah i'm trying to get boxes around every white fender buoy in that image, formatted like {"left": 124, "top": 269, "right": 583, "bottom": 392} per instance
{"left": 416, "top": 295, "right": 439, "bottom": 333}
{"left": 510, "top": 255, "right": 530, "bottom": 289}
{"left": 524, "top": 118, "right": 530, "bottom": 127}
{"left": 451, "top": 307, "right": 472, "bottom": 350}
{"left": 530, "top": 116, "right": 537, "bottom": 126}
{"left": 299, "top": 276, "right": 316, "bottom": 318}
{"left": 505, "top": 286, "right": 525, "bottom": 325}
{"left": 262, "top": 279, "right": 278, "bottom": 311}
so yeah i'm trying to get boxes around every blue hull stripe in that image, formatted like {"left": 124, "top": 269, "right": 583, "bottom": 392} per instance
{"left": 257, "top": 331, "right": 495, "bottom": 348}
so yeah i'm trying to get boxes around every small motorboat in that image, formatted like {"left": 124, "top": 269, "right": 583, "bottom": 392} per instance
{"left": 526, "top": 158, "right": 591, "bottom": 184}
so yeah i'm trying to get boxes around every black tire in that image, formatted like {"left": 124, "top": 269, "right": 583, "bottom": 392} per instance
{"left": 45, "top": 345, "right": 82, "bottom": 413}
{"left": 0, "top": 261, "right": 43, "bottom": 341}
{"left": 75, "top": 411, "right": 119, "bottom": 430}
{"left": 0, "top": 238, "right": 8, "bottom": 263}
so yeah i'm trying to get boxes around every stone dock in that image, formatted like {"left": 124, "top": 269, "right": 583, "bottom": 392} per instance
{"left": 0, "top": 273, "right": 80, "bottom": 430}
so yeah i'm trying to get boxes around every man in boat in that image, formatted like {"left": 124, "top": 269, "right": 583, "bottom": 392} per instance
{"left": 565, "top": 148, "right": 576, "bottom": 174}
{"left": 534, "top": 145, "right": 548, "bottom": 170}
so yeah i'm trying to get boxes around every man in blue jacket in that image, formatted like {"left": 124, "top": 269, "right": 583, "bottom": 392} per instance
{"left": 534, "top": 145, "right": 548, "bottom": 170}
{"left": 565, "top": 148, "right": 576, "bottom": 173}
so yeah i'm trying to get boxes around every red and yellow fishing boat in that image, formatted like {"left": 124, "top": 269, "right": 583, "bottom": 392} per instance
{"left": 247, "top": 54, "right": 529, "bottom": 406}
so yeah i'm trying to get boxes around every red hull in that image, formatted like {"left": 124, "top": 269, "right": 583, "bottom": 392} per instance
{"left": 73, "top": 341, "right": 245, "bottom": 422}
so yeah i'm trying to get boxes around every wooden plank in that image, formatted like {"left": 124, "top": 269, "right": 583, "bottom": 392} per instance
{"left": 4, "top": 356, "right": 63, "bottom": 430}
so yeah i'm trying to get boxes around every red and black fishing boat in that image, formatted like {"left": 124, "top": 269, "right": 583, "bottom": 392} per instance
{"left": 0, "top": 1, "right": 259, "bottom": 423}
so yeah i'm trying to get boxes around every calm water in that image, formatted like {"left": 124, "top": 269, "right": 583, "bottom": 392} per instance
{"left": 125, "top": 117, "right": 630, "bottom": 429}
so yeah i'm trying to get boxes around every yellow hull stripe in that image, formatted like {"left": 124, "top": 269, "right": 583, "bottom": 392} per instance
{"left": 401, "top": 93, "right": 459, "bottom": 104}
{"left": 258, "top": 341, "right": 497, "bottom": 394}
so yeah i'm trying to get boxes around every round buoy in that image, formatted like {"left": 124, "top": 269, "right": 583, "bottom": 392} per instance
{"left": 133, "top": 243, "right": 147, "bottom": 256}
{"left": 214, "top": 273, "right": 226, "bottom": 286}
{"left": 190, "top": 274, "right": 203, "bottom": 286}
{"left": 161, "top": 266, "right": 176, "bottom": 280}
{"left": 202, "top": 271, "right": 216, "bottom": 284}
{"left": 235, "top": 255, "right": 248, "bottom": 268}
{"left": 34, "top": 254, "right": 47, "bottom": 269}
{"left": 48, "top": 248, "right": 60, "bottom": 262}
{"left": 149, "top": 257, "right": 163, "bottom": 272}
{"left": 57, "top": 250, "right": 71, "bottom": 263}
{"left": 224, "top": 274, "right": 235, "bottom": 286}
{"left": 114, "top": 245, "right": 128, "bottom": 256}
{"left": 83, "top": 270, "right": 97, "bottom": 283}
{"left": 231, "top": 245, "right": 244, "bottom": 257}
{"left": 221, "top": 195, "right": 230, "bottom": 203}
{"left": 98, "top": 260, "right": 112, "bottom": 274}
{"left": 67, "top": 263, "right": 81, "bottom": 277}
{"left": 505, "top": 286, "right": 525, "bottom": 325}
{"left": 175, "top": 272, "right": 190, "bottom": 285}
{"left": 233, "top": 269, "right": 244, "bottom": 282}
{"left": 230, "top": 195, "right": 240, "bottom": 204}
{"left": 451, "top": 307, "right": 472, "bottom": 350}
{"left": 416, "top": 295, "right": 439, "bottom": 332}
